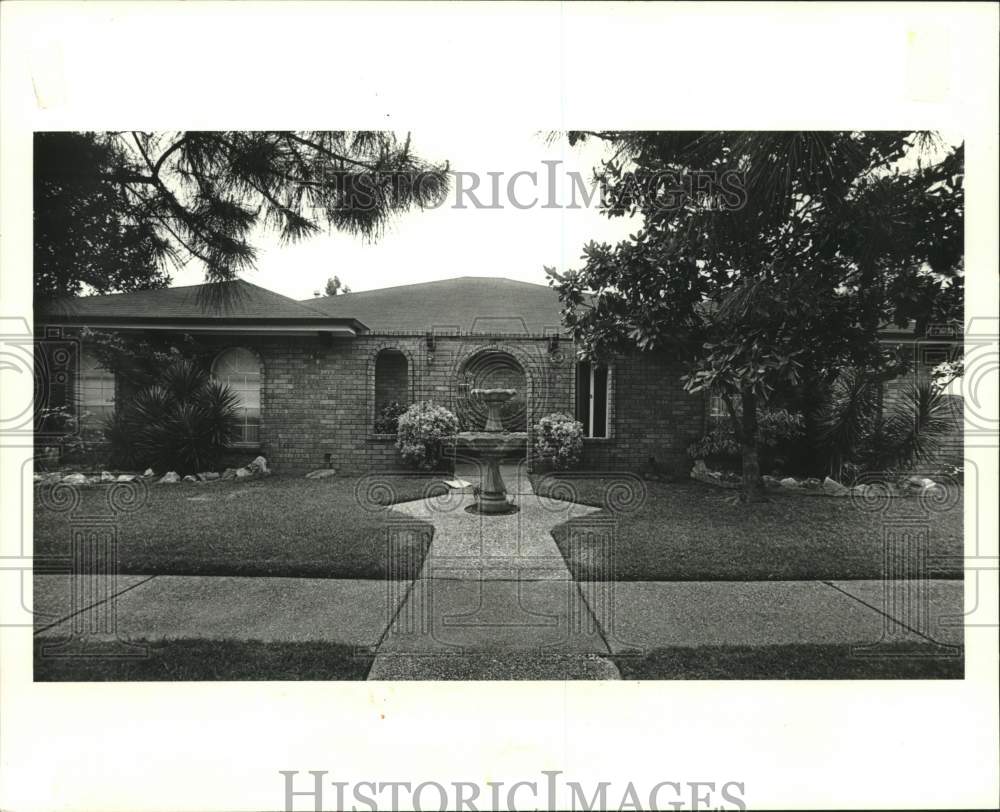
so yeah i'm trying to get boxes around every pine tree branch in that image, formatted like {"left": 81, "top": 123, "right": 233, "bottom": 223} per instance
{"left": 284, "top": 133, "right": 379, "bottom": 171}
{"left": 125, "top": 185, "right": 214, "bottom": 269}
{"left": 151, "top": 134, "right": 190, "bottom": 178}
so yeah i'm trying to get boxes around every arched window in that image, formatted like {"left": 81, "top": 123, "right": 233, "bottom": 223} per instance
{"left": 79, "top": 351, "right": 116, "bottom": 420}
{"left": 212, "top": 347, "right": 261, "bottom": 444}
{"left": 373, "top": 349, "right": 409, "bottom": 433}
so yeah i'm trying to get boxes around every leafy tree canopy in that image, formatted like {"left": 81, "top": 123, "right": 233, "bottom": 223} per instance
{"left": 34, "top": 131, "right": 449, "bottom": 302}
{"left": 548, "top": 131, "right": 963, "bottom": 499}
{"left": 325, "top": 275, "right": 351, "bottom": 296}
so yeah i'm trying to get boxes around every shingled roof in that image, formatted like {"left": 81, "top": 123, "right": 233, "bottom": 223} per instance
{"left": 36, "top": 276, "right": 570, "bottom": 337}
{"left": 40, "top": 280, "right": 333, "bottom": 320}
{"left": 303, "top": 276, "right": 567, "bottom": 335}
{"left": 37, "top": 280, "right": 367, "bottom": 336}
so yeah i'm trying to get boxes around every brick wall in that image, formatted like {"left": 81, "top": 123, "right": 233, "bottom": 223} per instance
{"left": 245, "top": 334, "right": 706, "bottom": 477}
{"left": 58, "top": 330, "right": 706, "bottom": 476}
{"left": 581, "top": 350, "right": 706, "bottom": 477}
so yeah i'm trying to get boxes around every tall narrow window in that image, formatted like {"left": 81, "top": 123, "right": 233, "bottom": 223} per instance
{"left": 212, "top": 347, "right": 261, "bottom": 444}
{"left": 373, "top": 349, "right": 409, "bottom": 433}
{"left": 575, "top": 361, "right": 610, "bottom": 438}
{"left": 79, "top": 351, "right": 116, "bottom": 420}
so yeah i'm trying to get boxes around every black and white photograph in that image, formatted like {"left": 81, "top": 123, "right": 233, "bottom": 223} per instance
{"left": 29, "top": 129, "right": 967, "bottom": 682}
{"left": 1, "top": 3, "right": 997, "bottom": 812}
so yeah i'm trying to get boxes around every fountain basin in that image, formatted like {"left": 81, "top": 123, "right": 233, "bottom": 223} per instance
{"left": 452, "top": 431, "right": 528, "bottom": 454}
{"left": 470, "top": 388, "right": 516, "bottom": 432}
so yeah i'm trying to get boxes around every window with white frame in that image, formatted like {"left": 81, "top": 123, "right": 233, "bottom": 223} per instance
{"left": 708, "top": 394, "right": 728, "bottom": 419}
{"left": 79, "top": 352, "right": 116, "bottom": 420}
{"left": 575, "top": 361, "right": 610, "bottom": 438}
{"left": 212, "top": 347, "right": 261, "bottom": 444}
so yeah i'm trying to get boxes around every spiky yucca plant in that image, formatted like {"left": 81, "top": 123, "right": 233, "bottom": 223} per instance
{"left": 879, "top": 381, "right": 954, "bottom": 470}
{"left": 817, "top": 373, "right": 954, "bottom": 480}
{"left": 105, "top": 359, "right": 241, "bottom": 475}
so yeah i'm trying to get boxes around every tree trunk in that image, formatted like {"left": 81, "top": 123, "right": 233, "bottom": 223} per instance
{"left": 740, "top": 390, "right": 765, "bottom": 503}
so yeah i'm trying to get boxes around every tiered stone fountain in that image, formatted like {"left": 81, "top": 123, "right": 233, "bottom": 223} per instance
{"left": 451, "top": 388, "right": 527, "bottom": 515}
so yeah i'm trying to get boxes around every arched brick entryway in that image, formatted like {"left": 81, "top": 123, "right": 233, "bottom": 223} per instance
{"left": 456, "top": 349, "right": 528, "bottom": 432}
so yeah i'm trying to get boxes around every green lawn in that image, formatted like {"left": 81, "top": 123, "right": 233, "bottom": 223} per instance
{"left": 34, "top": 638, "right": 373, "bottom": 681}
{"left": 34, "top": 475, "right": 444, "bottom": 579}
{"left": 613, "top": 643, "right": 963, "bottom": 679}
{"left": 535, "top": 477, "right": 963, "bottom": 581}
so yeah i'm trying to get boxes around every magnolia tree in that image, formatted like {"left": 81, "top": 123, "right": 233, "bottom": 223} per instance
{"left": 548, "top": 132, "right": 963, "bottom": 502}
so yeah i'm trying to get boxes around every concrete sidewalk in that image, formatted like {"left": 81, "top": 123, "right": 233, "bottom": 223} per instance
{"left": 34, "top": 571, "right": 963, "bottom": 676}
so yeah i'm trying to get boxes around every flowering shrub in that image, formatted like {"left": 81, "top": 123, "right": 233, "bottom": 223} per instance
{"left": 396, "top": 401, "right": 459, "bottom": 470}
{"left": 533, "top": 412, "right": 584, "bottom": 470}
{"left": 373, "top": 401, "right": 407, "bottom": 434}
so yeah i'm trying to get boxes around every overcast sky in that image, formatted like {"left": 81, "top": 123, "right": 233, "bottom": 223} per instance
{"left": 165, "top": 131, "right": 961, "bottom": 301}
{"left": 167, "top": 132, "right": 639, "bottom": 300}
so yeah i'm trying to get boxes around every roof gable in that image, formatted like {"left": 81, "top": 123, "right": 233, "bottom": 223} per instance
{"left": 302, "top": 276, "right": 567, "bottom": 335}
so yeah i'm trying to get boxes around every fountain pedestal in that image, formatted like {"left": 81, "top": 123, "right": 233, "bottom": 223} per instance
{"left": 454, "top": 431, "right": 527, "bottom": 514}
{"left": 452, "top": 389, "right": 526, "bottom": 515}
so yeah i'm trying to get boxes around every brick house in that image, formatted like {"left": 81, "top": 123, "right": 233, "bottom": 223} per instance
{"left": 36, "top": 277, "right": 707, "bottom": 476}
{"left": 36, "top": 276, "right": 962, "bottom": 475}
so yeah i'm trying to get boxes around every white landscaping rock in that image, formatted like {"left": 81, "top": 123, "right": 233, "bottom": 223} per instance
{"left": 235, "top": 467, "right": 253, "bottom": 479}
{"left": 779, "top": 477, "right": 801, "bottom": 489}
{"left": 143, "top": 468, "right": 155, "bottom": 478}
{"left": 248, "top": 456, "right": 269, "bottom": 475}
{"left": 199, "top": 471, "right": 220, "bottom": 481}
{"left": 220, "top": 468, "right": 237, "bottom": 481}
{"left": 116, "top": 474, "right": 137, "bottom": 482}
{"left": 158, "top": 471, "right": 181, "bottom": 484}
{"left": 822, "top": 476, "right": 850, "bottom": 496}
{"left": 305, "top": 469, "right": 338, "bottom": 479}
{"left": 100, "top": 471, "right": 115, "bottom": 483}
{"left": 61, "top": 473, "right": 88, "bottom": 485}
{"left": 182, "top": 475, "right": 198, "bottom": 483}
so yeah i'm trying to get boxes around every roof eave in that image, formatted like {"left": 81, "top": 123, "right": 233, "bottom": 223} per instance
{"left": 36, "top": 316, "right": 369, "bottom": 337}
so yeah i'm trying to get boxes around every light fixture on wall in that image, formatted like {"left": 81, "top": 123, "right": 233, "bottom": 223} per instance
{"left": 425, "top": 332, "right": 436, "bottom": 353}
{"left": 547, "top": 334, "right": 560, "bottom": 354}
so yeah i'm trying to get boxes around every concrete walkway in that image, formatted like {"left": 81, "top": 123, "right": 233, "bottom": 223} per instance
{"left": 34, "top": 465, "right": 964, "bottom": 678}
{"left": 369, "top": 467, "right": 613, "bottom": 678}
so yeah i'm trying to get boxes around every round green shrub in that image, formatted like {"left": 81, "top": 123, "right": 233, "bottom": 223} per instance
{"left": 533, "top": 412, "right": 584, "bottom": 470}
{"left": 396, "top": 401, "right": 459, "bottom": 470}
